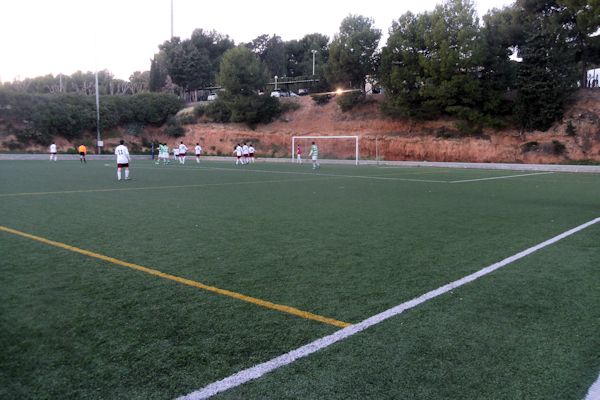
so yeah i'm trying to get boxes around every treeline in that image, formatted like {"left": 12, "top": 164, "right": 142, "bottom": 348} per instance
{"left": 0, "top": 90, "right": 182, "bottom": 145}
{"left": 2, "top": 0, "right": 599, "bottom": 133}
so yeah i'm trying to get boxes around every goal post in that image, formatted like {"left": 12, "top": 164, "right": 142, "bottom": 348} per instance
{"left": 291, "top": 135, "right": 360, "bottom": 165}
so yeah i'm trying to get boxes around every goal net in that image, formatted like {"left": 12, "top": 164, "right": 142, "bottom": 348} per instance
{"left": 291, "top": 136, "right": 360, "bottom": 165}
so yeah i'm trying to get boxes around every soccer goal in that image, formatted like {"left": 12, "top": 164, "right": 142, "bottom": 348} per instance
{"left": 291, "top": 135, "right": 360, "bottom": 165}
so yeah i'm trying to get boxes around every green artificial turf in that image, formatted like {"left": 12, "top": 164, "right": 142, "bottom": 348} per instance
{"left": 1, "top": 159, "right": 599, "bottom": 399}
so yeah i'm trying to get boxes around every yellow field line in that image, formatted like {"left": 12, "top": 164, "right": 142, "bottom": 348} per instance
{"left": 0, "top": 225, "right": 351, "bottom": 328}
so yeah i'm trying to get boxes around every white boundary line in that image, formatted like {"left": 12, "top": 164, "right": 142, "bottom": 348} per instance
{"left": 449, "top": 172, "right": 554, "bottom": 183}
{"left": 177, "top": 217, "right": 600, "bottom": 400}
{"left": 585, "top": 373, "right": 600, "bottom": 400}
{"left": 142, "top": 164, "right": 554, "bottom": 184}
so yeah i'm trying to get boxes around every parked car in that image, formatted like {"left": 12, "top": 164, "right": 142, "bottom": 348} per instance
{"left": 207, "top": 92, "right": 218, "bottom": 101}
{"left": 270, "top": 89, "right": 290, "bottom": 98}
{"left": 298, "top": 88, "right": 309, "bottom": 96}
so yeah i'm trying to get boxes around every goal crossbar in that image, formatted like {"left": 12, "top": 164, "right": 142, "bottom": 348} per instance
{"left": 292, "top": 135, "right": 359, "bottom": 165}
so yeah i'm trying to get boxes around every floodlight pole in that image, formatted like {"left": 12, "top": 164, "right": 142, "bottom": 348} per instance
{"left": 170, "top": 0, "right": 174, "bottom": 38}
{"left": 311, "top": 50, "right": 317, "bottom": 76}
{"left": 95, "top": 70, "right": 101, "bottom": 154}
{"left": 274, "top": 75, "right": 278, "bottom": 90}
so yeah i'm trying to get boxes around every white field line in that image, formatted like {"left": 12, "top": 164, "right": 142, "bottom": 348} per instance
{"left": 0, "top": 176, "right": 335, "bottom": 198}
{"left": 448, "top": 172, "right": 554, "bottom": 183}
{"left": 141, "top": 164, "right": 551, "bottom": 184}
{"left": 585, "top": 372, "right": 600, "bottom": 400}
{"left": 177, "top": 216, "right": 600, "bottom": 400}
{"left": 191, "top": 165, "right": 448, "bottom": 183}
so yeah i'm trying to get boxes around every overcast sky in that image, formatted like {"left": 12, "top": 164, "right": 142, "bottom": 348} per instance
{"left": 0, "top": 0, "right": 514, "bottom": 82}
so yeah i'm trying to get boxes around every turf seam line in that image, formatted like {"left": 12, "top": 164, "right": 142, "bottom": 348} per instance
{"left": 448, "top": 171, "right": 554, "bottom": 183}
{"left": 585, "top": 372, "right": 600, "bottom": 400}
{"left": 0, "top": 226, "right": 350, "bottom": 328}
{"left": 176, "top": 216, "right": 600, "bottom": 400}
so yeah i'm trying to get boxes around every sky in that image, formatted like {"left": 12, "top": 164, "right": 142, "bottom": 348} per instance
{"left": 0, "top": 0, "right": 515, "bottom": 83}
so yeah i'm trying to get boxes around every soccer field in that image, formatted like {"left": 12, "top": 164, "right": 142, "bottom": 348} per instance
{"left": 1, "top": 159, "right": 599, "bottom": 399}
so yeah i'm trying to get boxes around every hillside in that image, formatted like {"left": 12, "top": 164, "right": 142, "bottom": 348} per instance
{"left": 3, "top": 90, "right": 600, "bottom": 163}
{"left": 176, "top": 90, "right": 600, "bottom": 163}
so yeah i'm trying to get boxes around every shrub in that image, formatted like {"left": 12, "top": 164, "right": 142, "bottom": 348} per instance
{"left": 176, "top": 113, "right": 197, "bottom": 125}
{"left": 311, "top": 94, "right": 333, "bottom": 105}
{"left": 280, "top": 101, "right": 301, "bottom": 113}
{"left": 551, "top": 140, "right": 566, "bottom": 155}
{"left": 566, "top": 121, "right": 577, "bottom": 136}
{"left": 522, "top": 141, "right": 539, "bottom": 152}
{"left": 336, "top": 91, "right": 364, "bottom": 112}
{"left": 193, "top": 105, "right": 205, "bottom": 117}
{"left": 205, "top": 99, "right": 231, "bottom": 123}
{"left": 164, "top": 117, "right": 185, "bottom": 138}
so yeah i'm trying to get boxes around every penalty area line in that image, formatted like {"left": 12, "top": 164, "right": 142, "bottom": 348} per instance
{"left": 177, "top": 216, "right": 600, "bottom": 400}
{"left": 449, "top": 171, "right": 554, "bottom": 183}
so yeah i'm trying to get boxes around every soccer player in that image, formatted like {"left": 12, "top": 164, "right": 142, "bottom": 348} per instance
{"left": 178, "top": 141, "right": 188, "bottom": 164}
{"left": 242, "top": 143, "right": 249, "bottom": 164}
{"left": 296, "top": 144, "right": 302, "bottom": 164}
{"left": 156, "top": 143, "right": 168, "bottom": 165}
{"left": 308, "top": 141, "right": 320, "bottom": 169}
{"left": 195, "top": 143, "right": 202, "bottom": 163}
{"left": 173, "top": 147, "right": 179, "bottom": 162}
{"left": 78, "top": 144, "right": 87, "bottom": 163}
{"left": 115, "top": 140, "right": 131, "bottom": 181}
{"left": 248, "top": 143, "right": 255, "bottom": 163}
{"left": 49, "top": 142, "right": 57, "bottom": 161}
{"left": 233, "top": 143, "right": 243, "bottom": 165}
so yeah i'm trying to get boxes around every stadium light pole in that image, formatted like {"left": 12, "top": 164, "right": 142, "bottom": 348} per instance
{"left": 170, "top": 0, "right": 174, "bottom": 38}
{"left": 95, "top": 70, "right": 101, "bottom": 154}
{"left": 311, "top": 50, "right": 317, "bottom": 76}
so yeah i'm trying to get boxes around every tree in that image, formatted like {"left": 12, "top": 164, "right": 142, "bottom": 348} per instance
{"left": 285, "top": 33, "right": 330, "bottom": 77}
{"left": 513, "top": 0, "right": 579, "bottom": 130}
{"left": 212, "top": 46, "right": 280, "bottom": 125}
{"left": 246, "top": 34, "right": 287, "bottom": 77}
{"left": 326, "top": 15, "right": 381, "bottom": 91}
{"left": 557, "top": 0, "right": 600, "bottom": 86}
{"left": 160, "top": 30, "right": 234, "bottom": 90}
{"left": 379, "top": 0, "right": 488, "bottom": 123}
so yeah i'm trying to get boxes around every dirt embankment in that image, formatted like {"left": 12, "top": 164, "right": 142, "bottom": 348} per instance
{"left": 4, "top": 90, "right": 600, "bottom": 163}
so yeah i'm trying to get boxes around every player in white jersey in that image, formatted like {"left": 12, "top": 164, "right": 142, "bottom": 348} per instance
{"left": 49, "top": 143, "right": 57, "bottom": 161}
{"left": 195, "top": 143, "right": 202, "bottom": 163}
{"left": 242, "top": 143, "right": 249, "bottom": 164}
{"left": 115, "top": 140, "right": 131, "bottom": 180}
{"left": 173, "top": 147, "right": 179, "bottom": 161}
{"left": 248, "top": 144, "right": 255, "bottom": 163}
{"left": 308, "top": 141, "right": 320, "bottom": 169}
{"left": 233, "top": 144, "right": 243, "bottom": 165}
{"left": 178, "top": 142, "right": 188, "bottom": 164}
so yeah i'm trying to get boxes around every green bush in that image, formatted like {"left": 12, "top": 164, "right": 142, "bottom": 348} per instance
{"left": 551, "top": 140, "right": 566, "bottom": 155}
{"left": 336, "top": 91, "right": 364, "bottom": 112}
{"left": 205, "top": 99, "right": 231, "bottom": 123}
{"left": 280, "top": 101, "right": 301, "bottom": 113}
{"left": 566, "top": 121, "right": 577, "bottom": 136}
{"left": 522, "top": 141, "right": 539, "bottom": 152}
{"left": 311, "top": 94, "right": 333, "bottom": 105}
{"left": 193, "top": 104, "right": 206, "bottom": 117}
{"left": 0, "top": 89, "right": 184, "bottom": 142}
{"left": 164, "top": 117, "right": 185, "bottom": 138}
